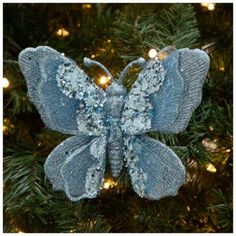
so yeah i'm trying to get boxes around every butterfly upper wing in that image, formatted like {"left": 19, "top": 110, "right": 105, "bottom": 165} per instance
{"left": 45, "top": 135, "right": 106, "bottom": 201}
{"left": 121, "top": 48, "right": 210, "bottom": 134}
{"left": 152, "top": 48, "right": 210, "bottom": 133}
{"left": 19, "top": 46, "right": 106, "bottom": 135}
{"left": 126, "top": 135, "right": 185, "bottom": 200}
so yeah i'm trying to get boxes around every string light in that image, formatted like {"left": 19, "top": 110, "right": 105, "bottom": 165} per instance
{"left": 91, "top": 54, "right": 96, "bottom": 58}
{"left": 206, "top": 163, "right": 217, "bottom": 173}
{"left": 209, "top": 126, "right": 214, "bottom": 131}
{"left": 202, "top": 138, "right": 218, "bottom": 152}
{"left": 56, "top": 27, "right": 70, "bottom": 37}
{"left": 220, "top": 67, "right": 225, "bottom": 72}
{"left": 3, "top": 118, "right": 15, "bottom": 134}
{"left": 148, "top": 49, "right": 158, "bottom": 59}
{"left": 201, "top": 3, "right": 209, "bottom": 7}
{"left": 103, "top": 179, "right": 117, "bottom": 189}
{"left": 3, "top": 125, "right": 8, "bottom": 134}
{"left": 107, "top": 39, "right": 111, "bottom": 43}
{"left": 98, "top": 75, "right": 111, "bottom": 86}
{"left": 82, "top": 4, "right": 92, "bottom": 10}
{"left": 207, "top": 3, "right": 215, "bottom": 11}
{"left": 201, "top": 3, "right": 215, "bottom": 11}
{"left": 2, "top": 77, "right": 9, "bottom": 88}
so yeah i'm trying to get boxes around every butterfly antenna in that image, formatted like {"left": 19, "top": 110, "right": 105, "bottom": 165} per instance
{"left": 83, "top": 57, "right": 113, "bottom": 81}
{"left": 118, "top": 57, "right": 147, "bottom": 83}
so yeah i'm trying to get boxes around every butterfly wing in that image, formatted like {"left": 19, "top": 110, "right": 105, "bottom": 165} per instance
{"left": 18, "top": 46, "right": 106, "bottom": 135}
{"left": 44, "top": 135, "right": 94, "bottom": 191}
{"left": 45, "top": 135, "right": 106, "bottom": 201}
{"left": 126, "top": 135, "right": 185, "bottom": 200}
{"left": 121, "top": 48, "right": 210, "bottom": 134}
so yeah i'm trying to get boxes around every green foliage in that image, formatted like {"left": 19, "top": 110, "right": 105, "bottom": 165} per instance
{"left": 4, "top": 144, "right": 49, "bottom": 232}
{"left": 113, "top": 4, "right": 199, "bottom": 61}
{"left": 113, "top": 3, "right": 200, "bottom": 90}
{"left": 207, "top": 189, "right": 233, "bottom": 232}
{"left": 3, "top": 3, "right": 232, "bottom": 233}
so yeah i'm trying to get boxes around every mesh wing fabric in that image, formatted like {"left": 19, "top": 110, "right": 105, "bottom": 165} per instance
{"left": 18, "top": 46, "right": 80, "bottom": 134}
{"left": 152, "top": 48, "right": 210, "bottom": 133}
{"left": 45, "top": 135, "right": 106, "bottom": 201}
{"left": 127, "top": 135, "right": 186, "bottom": 200}
{"left": 44, "top": 135, "right": 94, "bottom": 191}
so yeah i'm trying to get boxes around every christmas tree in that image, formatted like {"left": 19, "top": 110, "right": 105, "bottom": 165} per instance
{"left": 3, "top": 3, "right": 233, "bottom": 233}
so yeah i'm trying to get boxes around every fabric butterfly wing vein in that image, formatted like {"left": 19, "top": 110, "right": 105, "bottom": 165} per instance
{"left": 18, "top": 46, "right": 210, "bottom": 201}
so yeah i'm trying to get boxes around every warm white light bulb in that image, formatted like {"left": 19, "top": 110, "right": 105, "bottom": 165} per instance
{"left": 98, "top": 76, "right": 111, "bottom": 85}
{"left": 103, "top": 179, "right": 117, "bottom": 189}
{"left": 208, "top": 3, "right": 215, "bottom": 11}
{"left": 56, "top": 27, "right": 70, "bottom": 37}
{"left": 201, "top": 3, "right": 209, "bottom": 7}
{"left": 82, "top": 4, "right": 92, "bottom": 9}
{"left": 148, "top": 49, "right": 158, "bottom": 59}
{"left": 206, "top": 163, "right": 217, "bottom": 173}
{"left": 56, "top": 29, "right": 62, "bottom": 36}
{"left": 103, "top": 181, "right": 111, "bottom": 189}
{"left": 2, "top": 77, "right": 9, "bottom": 88}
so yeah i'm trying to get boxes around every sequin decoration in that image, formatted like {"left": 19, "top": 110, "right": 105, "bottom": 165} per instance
{"left": 56, "top": 56, "right": 107, "bottom": 136}
{"left": 85, "top": 137, "right": 106, "bottom": 197}
{"left": 85, "top": 165, "right": 104, "bottom": 197}
{"left": 127, "top": 152, "right": 148, "bottom": 197}
{"left": 121, "top": 59, "right": 166, "bottom": 135}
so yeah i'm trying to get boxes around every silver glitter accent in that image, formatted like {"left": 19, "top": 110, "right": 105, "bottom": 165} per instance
{"left": 85, "top": 136, "right": 106, "bottom": 197}
{"left": 56, "top": 59, "right": 107, "bottom": 136}
{"left": 121, "top": 59, "right": 166, "bottom": 134}
{"left": 85, "top": 165, "right": 101, "bottom": 197}
{"left": 127, "top": 151, "right": 148, "bottom": 197}
{"left": 90, "top": 136, "right": 106, "bottom": 159}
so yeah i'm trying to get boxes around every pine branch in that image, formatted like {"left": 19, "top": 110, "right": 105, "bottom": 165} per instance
{"left": 207, "top": 189, "right": 233, "bottom": 232}
{"left": 113, "top": 4, "right": 199, "bottom": 62}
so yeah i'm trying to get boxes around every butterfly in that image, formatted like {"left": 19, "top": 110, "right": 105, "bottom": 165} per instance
{"left": 18, "top": 46, "right": 210, "bottom": 201}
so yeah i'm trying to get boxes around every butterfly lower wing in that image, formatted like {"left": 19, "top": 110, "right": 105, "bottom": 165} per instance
{"left": 126, "top": 135, "right": 185, "bottom": 200}
{"left": 44, "top": 135, "right": 94, "bottom": 190}
{"left": 121, "top": 48, "right": 210, "bottom": 134}
{"left": 19, "top": 46, "right": 106, "bottom": 135}
{"left": 45, "top": 135, "right": 106, "bottom": 201}
{"left": 61, "top": 136, "right": 107, "bottom": 201}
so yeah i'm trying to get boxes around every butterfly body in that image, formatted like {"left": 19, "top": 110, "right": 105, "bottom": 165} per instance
{"left": 104, "top": 82, "right": 127, "bottom": 177}
{"left": 18, "top": 46, "right": 210, "bottom": 201}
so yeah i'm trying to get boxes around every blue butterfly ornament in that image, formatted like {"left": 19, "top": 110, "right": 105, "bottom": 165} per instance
{"left": 18, "top": 46, "right": 210, "bottom": 201}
